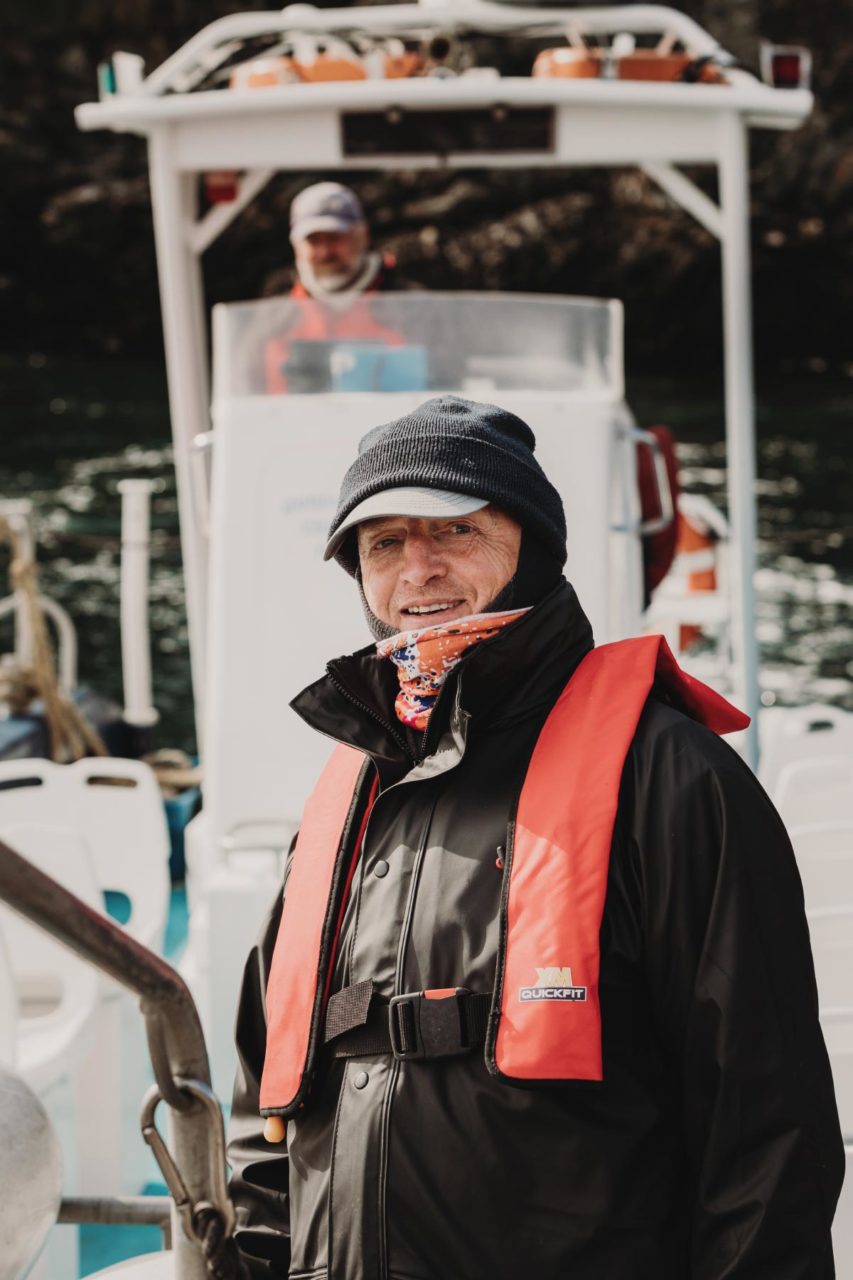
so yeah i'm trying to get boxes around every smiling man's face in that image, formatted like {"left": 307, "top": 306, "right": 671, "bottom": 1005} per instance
{"left": 357, "top": 507, "right": 522, "bottom": 632}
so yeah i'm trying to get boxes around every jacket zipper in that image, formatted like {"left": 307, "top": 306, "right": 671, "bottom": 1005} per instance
{"left": 376, "top": 788, "right": 439, "bottom": 1280}
{"left": 325, "top": 664, "right": 413, "bottom": 760}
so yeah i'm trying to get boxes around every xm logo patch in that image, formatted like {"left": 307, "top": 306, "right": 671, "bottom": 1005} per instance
{"left": 519, "top": 966, "right": 587, "bottom": 1002}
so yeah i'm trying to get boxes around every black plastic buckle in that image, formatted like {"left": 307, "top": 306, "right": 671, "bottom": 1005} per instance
{"left": 388, "top": 988, "right": 472, "bottom": 1061}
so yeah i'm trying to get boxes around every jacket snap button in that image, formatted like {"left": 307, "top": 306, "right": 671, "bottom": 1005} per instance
{"left": 353, "top": 1070, "right": 369, "bottom": 1090}
{"left": 373, "top": 860, "right": 390, "bottom": 878}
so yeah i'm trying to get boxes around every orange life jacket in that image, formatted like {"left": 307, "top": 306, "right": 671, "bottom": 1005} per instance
{"left": 264, "top": 256, "right": 405, "bottom": 393}
{"left": 260, "top": 634, "right": 748, "bottom": 1117}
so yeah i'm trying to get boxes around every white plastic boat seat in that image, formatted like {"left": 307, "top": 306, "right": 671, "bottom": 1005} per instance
{"left": 66, "top": 757, "right": 171, "bottom": 953}
{"left": 0, "top": 821, "right": 135, "bottom": 1247}
{"left": 0, "top": 803, "right": 159, "bottom": 1198}
{"left": 0, "top": 824, "right": 93, "bottom": 1280}
{"left": 87, "top": 1254, "right": 172, "bottom": 1278}
{"left": 773, "top": 755, "right": 853, "bottom": 832}
{"left": 0, "top": 756, "right": 170, "bottom": 954}
{"left": 808, "top": 907, "right": 853, "bottom": 1014}
{"left": 760, "top": 705, "right": 853, "bottom": 800}
{"left": 185, "top": 811, "right": 293, "bottom": 911}
{"left": 0, "top": 822, "right": 101, "bottom": 1095}
{"left": 789, "top": 823, "right": 853, "bottom": 914}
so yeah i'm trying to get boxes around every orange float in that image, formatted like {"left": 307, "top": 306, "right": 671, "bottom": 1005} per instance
{"left": 533, "top": 44, "right": 725, "bottom": 84}
{"left": 230, "top": 52, "right": 367, "bottom": 89}
{"left": 532, "top": 47, "right": 601, "bottom": 79}
{"left": 617, "top": 52, "right": 724, "bottom": 83}
{"left": 675, "top": 505, "right": 719, "bottom": 649}
{"left": 384, "top": 50, "right": 424, "bottom": 79}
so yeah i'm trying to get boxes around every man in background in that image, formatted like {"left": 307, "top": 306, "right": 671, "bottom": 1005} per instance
{"left": 264, "top": 182, "right": 411, "bottom": 392}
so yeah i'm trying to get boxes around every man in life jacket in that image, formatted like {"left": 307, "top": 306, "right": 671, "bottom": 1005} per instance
{"left": 264, "top": 182, "right": 411, "bottom": 393}
{"left": 228, "top": 396, "right": 842, "bottom": 1279}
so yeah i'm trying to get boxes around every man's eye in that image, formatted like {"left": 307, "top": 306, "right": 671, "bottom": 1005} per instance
{"left": 450, "top": 523, "right": 474, "bottom": 535}
{"left": 372, "top": 536, "right": 400, "bottom": 552}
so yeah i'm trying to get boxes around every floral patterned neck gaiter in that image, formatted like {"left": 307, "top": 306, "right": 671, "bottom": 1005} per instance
{"left": 377, "top": 609, "right": 529, "bottom": 731}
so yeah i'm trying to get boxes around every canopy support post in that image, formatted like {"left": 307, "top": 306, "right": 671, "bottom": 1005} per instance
{"left": 718, "top": 113, "right": 759, "bottom": 767}
{"left": 642, "top": 162, "right": 723, "bottom": 240}
{"left": 148, "top": 128, "right": 211, "bottom": 754}
{"left": 190, "top": 168, "right": 276, "bottom": 256}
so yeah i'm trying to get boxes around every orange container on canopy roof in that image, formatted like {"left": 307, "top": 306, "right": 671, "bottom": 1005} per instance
{"left": 533, "top": 47, "right": 601, "bottom": 79}
{"left": 617, "top": 52, "right": 724, "bottom": 82}
{"left": 534, "top": 39, "right": 727, "bottom": 84}
{"left": 230, "top": 51, "right": 367, "bottom": 88}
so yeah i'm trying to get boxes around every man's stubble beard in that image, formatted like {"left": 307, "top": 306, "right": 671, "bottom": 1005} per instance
{"left": 314, "top": 266, "right": 360, "bottom": 292}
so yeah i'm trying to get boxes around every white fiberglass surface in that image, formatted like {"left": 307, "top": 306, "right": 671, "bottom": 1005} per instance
{"left": 212, "top": 291, "right": 622, "bottom": 402}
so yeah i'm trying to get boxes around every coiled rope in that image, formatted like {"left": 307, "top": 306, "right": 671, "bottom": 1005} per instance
{"left": 0, "top": 515, "right": 108, "bottom": 761}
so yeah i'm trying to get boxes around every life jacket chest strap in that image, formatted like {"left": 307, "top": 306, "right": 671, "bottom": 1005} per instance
{"left": 324, "top": 980, "right": 491, "bottom": 1061}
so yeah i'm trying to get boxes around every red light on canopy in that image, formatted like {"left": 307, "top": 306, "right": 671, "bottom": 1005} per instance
{"left": 759, "top": 42, "right": 812, "bottom": 90}
{"left": 204, "top": 171, "right": 240, "bottom": 204}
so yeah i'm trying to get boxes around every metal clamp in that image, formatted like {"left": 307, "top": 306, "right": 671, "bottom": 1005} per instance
{"left": 141, "top": 1078, "right": 236, "bottom": 1243}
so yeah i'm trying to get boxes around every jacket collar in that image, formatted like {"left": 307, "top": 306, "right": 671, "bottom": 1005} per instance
{"left": 290, "top": 580, "right": 594, "bottom": 768}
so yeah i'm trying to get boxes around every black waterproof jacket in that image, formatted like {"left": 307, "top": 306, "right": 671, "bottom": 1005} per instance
{"left": 229, "top": 582, "right": 843, "bottom": 1280}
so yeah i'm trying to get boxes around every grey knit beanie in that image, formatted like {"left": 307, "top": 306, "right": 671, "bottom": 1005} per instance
{"left": 325, "top": 395, "right": 567, "bottom": 575}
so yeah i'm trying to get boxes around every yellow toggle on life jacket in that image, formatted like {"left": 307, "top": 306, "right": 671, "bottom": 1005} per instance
{"left": 260, "top": 635, "right": 748, "bottom": 1118}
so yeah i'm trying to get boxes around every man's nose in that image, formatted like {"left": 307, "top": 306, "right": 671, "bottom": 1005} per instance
{"left": 400, "top": 537, "right": 446, "bottom": 587}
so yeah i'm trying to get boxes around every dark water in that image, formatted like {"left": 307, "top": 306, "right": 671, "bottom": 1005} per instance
{"left": 1, "top": 353, "right": 851, "bottom": 755}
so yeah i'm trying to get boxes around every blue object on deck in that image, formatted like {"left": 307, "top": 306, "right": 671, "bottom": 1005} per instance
{"left": 163, "top": 773, "right": 201, "bottom": 883}
{"left": 331, "top": 343, "right": 428, "bottom": 392}
{"left": 0, "top": 688, "right": 128, "bottom": 761}
{"left": 164, "top": 885, "right": 189, "bottom": 962}
{"left": 79, "top": 1183, "right": 168, "bottom": 1276}
{"left": 103, "top": 890, "right": 132, "bottom": 926}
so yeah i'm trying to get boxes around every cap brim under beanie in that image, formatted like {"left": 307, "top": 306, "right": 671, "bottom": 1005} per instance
{"left": 325, "top": 396, "right": 567, "bottom": 577}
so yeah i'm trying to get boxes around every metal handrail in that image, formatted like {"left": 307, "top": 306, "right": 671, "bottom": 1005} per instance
{"left": 0, "top": 593, "right": 79, "bottom": 693}
{"left": 58, "top": 1196, "right": 172, "bottom": 1248}
{"left": 0, "top": 837, "right": 244, "bottom": 1280}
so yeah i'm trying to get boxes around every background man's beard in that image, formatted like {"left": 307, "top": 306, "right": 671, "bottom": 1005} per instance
{"left": 313, "top": 266, "right": 358, "bottom": 291}
{"left": 298, "top": 251, "right": 381, "bottom": 304}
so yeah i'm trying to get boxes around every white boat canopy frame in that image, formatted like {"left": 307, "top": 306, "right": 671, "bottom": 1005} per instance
{"left": 75, "top": 0, "right": 813, "bottom": 767}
